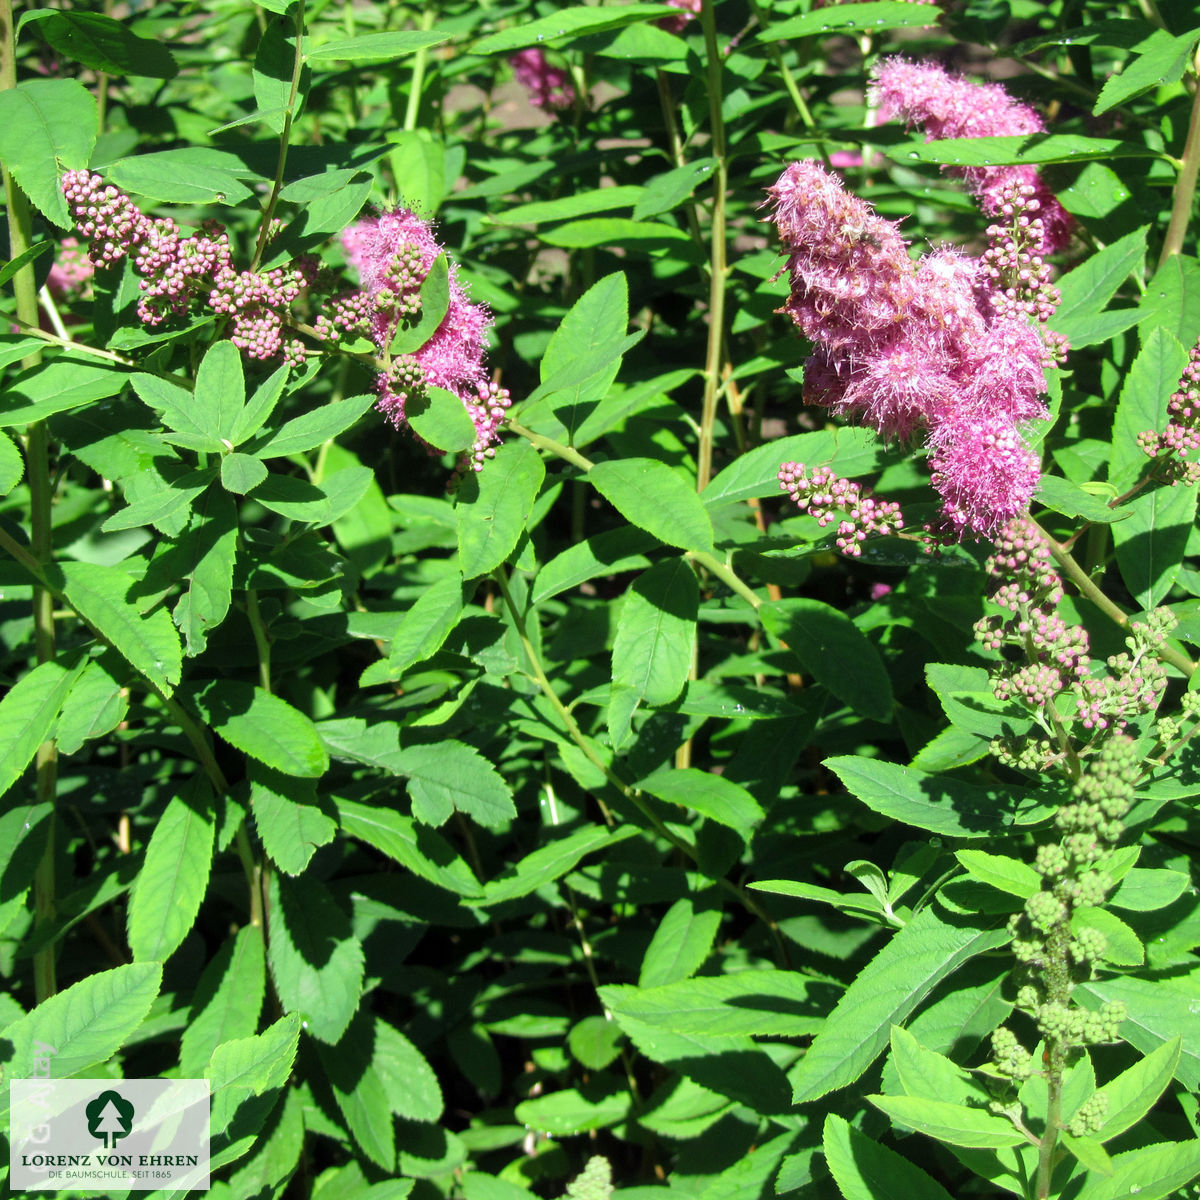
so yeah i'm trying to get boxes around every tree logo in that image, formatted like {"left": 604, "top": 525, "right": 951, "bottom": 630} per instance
{"left": 85, "top": 1090, "right": 135, "bottom": 1149}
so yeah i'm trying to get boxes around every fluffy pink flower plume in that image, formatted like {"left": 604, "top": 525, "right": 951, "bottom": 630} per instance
{"left": 339, "top": 209, "right": 511, "bottom": 472}
{"left": 869, "top": 58, "right": 1072, "bottom": 254}
{"left": 658, "top": 0, "right": 701, "bottom": 33}
{"left": 767, "top": 161, "right": 1062, "bottom": 536}
{"left": 46, "top": 237, "right": 94, "bottom": 298}
{"left": 509, "top": 48, "right": 575, "bottom": 111}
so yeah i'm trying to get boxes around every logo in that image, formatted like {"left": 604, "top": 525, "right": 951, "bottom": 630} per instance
{"left": 84, "top": 1089, "right": 134, "bottom": 1150}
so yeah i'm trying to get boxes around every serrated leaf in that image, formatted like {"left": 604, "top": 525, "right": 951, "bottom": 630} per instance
{"left": 589, "top": 458, "right": 713, "bottom": 553}
{"left": 407, "top": 385, "right": 477, "bottom": 453}
{"left": 180, "top": 926, "right": 266, "bottom": 1077}
{"left": 398, "top": 740, "right": 516, "bottom": 829}
{"left": 221, "top": 452, "right": 269, "bottom": 494}
{"left": 823, "top": 1113, "right": 955, "bottom": 1200}
{"left": 1052, "top": 226, "right": 1147, "bottom": 347}
{"left": 491, "top": 187, "right": 642, "bottom": 226}
{"left": 762, "top": 598, "right": 892, "bottom": 722}
{"left": 3, "top": 359, "right": 128, "bottom": 424}
{"left": 890, "top": 1025, "right": 979, "bottom": 1107}
{"left": 55, "top": 659, "right": 126, "bottom": 755}
{"left": 170, "top": 491, "right": 238, "bottom": 655}
{"left": 470, "top": 826, "right": 639, "bottom": 907}
{"left": 634, "top": 160, "right": 716, "bottom": 220}
{"left": 532, "top": 526, "right": 656, "bottom": 605}
{"left": 193, "top": 339, "right": 246, "bottom": 445}
{"left": 639, "top": 896, "right": 722, "bottom": 988}
{"left": 600, "top": 970, "right": 831, "bottom": 1038}
{"left": 374, "top": 1018, "right": 443, "bottom": 1121}
{"left": 252, "top": 466, "right": 373, "bottom": 525}
{"left": 0, "top": 79, "right": 96, "bottom": 227}
{"left": 55, "top": 561, "right": 182, "bottom": 694}
{"left": 252, "top": 393, "right": 376, "bottom": 458}
{"left": 266, "top": 875, "right": 363, "bottom": 1044}
{"left": 905, "top": 134, "right": 1157, "bottom": 167}
{"left": 0, "top": 431, "right": 23, "bottom": 496}
{"left": 456, "top": 441, "right": 545, "bottom": 578}
{"left": 1137, "top": 255, "right": 1200, "bottom": 347}
{"left": 316, "top": 1015, "right": 395, "bottom": 1170}
{"left": 869, "top": 1094, "right": 1026, "bottom": 1147}
{"left": 640, "top": 767, "right": 763, "bottom": 840}
{"left": 22, "top": 10, "right": 177, "bottom": 77}
{"left": 127, "top": 783, "right": 214, "bottom": 963}
{"left": 955, "top": 850, "right": 1040, "bottom": 899}
{"left": 250, "top": 763, "right": 337, "bottom": 875}
{"left": 230, "top": 364, "right": 289, "bottom": 446}
{"left": 0, "top": 660, "right": 78, "bottom": 803}
{"left": 1072, "top": 1140, "right": 1200, "bottom": 1200}
{"left": 0, "top": 963, "right": 162, "bottom": 1120}
{"left": 390, "top": 254, "right": 451, "bottom": 357}
{"left": 568, "top": 1016, "right": 625, "bottom": 1070}
{"left": 1072, "top": 906, "right": 1144, "bottom": 965}
{"left": 1112, "top": 481, "right": 1198, "bottom": 609}
{"left": 515, "top": 1084, "right": 630, "bottom": 1136}
{"left": 1093, "top": 1037, "right": 1181, "bottom": 1141}
{"left": 206, "top": 1014, "right": 301, "bottom": 1136}
{"left": 1095, "top": 29, "right": 1200, "bottom": 116}
{"left": 1036, "top": 475, "right": 1130, "bottom": 524}
{"left": 789, "top": 905, "right": 1008, "bottom": 1103}
{"left": 1111, "top": 325, "right": 1190, "bottom": 492}
{"left": 1110, "top": 868, "right": 1190, "bottom": 911}
{"left": 192, "top": 680, "right": 329, "bottom": 778}
{"left": 381, "top": 572, "right": 465, "bottom": 678}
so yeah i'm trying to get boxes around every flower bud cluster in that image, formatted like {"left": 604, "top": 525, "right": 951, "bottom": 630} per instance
{"left": 777, "top": 462, "right": 903, "bottom": 555}
{"left": 46, "top": 236, "right": 94, "bottom": 299}
{"left": 61, "top": 170, "right": 308, "bottom": 364}
{"left": 1139, "top": 336, "right": 1200, "bottom": 485}
{"left": 565, "top": 1156, "right": 613, "bottom": 1200}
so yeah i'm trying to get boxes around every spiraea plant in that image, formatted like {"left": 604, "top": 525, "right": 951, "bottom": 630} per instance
{"left": 2, "top": 0, "right": 1200, "bottom": 1199}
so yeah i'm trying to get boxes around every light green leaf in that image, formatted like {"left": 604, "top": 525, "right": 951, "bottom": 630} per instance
{"left": 193, "top": 339, "right": 246, "bottom": 445}
{"left": 1112, "top": 481, "right": 1198, "bottom": 609}
{"left": 601, "top": 970, "right": 832, "bottom": 1038}
{"left": 3, "top": 359, "right": 128, "bottom": 424}
{"left": 823, "top": 1113, "right": 955, "bottom": 1200}
{"left": 192, "top": 680, "right": 329, "bottom": 778}
{"left": 456, "top": 440, "right": 545, "bottom": 578}
{"left": 179, "top": 926, "right": 266, "bottom": 1077}
{"left": 407, "top": 385, "right": 477, "bottom": 453}
{"left": 1110, "top": 325, "right": 1189, "bottom": 492}
{"left": 398, "top": 740, "right": 516, "bottom": 830}
{"left": 1051, "top": 226, "right": 1147, "bottom": 346}
{"left": 127, "top": 784, "right": 214, "bottom": 963}
{"left": 221, "top": 452, "right": 268, "bottom": 494}
{"left": 1093, "top": 1037, "right": 1181, "bottom": 1142}
{"left": 890, "top": 1025, "right": 979, "bottom": 1107}
{"left": 253, "top": 466, "right": 374, "bottom": 525}
{"left": 905, "top": 134, "right": 1158, "bottom": 167}
{"left": 761, "top": 1, "right": 940, "bottom": 41}
{"left": 250, "top": 764, "right": 337, "bottom": 876}
{"left": 374, "top": 1018, "right": 443, "bottom": 1121}
{"left": 635, "top": 160, "right": 716, "bottom": 220}
{"left": 515, "top": 1085, "right": 630, "bottom": 1137}
{"left": 762, "top": 599, "right": 892, "bottom": 722}
{"left": 55, "top": 560, "right": 182, "bottom": 695}
{"left": 955, "top": 850, "right": 1040, "bottom": 899}
{"left": 21, "top": 11, "right": 177, "bottom": 78}
{"left": 390, "top": 254, "right": 451, "bottom": 357}
{"left": 1073, "top": 1140, "right": 1200, "bottom": 1200}
{"left": 474, "top": 5, "right": 677, "bottom": 53}
{"left": 639, "top": 895, "right": 721, "bottom": 988}
{"left": 539, "top": 218, "right": 693, "bottom": 250}
{"left": 229, "top": 364, "right": 289, "bottom": 447}
{"left": 307, "top": 30, "right": 450, "bottom": 61}
{"left": 0, "top": 431, "right": 23, "bottom": 496}
{"left": 491, "top": 187, "right": 642, "bottom": 226}
{"left": 589, "top": 458, "right": 713, "bottom": 553}
{"left": 108, "top": 148, "right": 255, "bottom": 206}
{"left": 0, "top": 660, "right": 78, "bottom": 803}
{"left": 1137, "top": 255, "right": 1200, "bottom": 347}
{"left": 380, "top": 572, "right": 465, "bottom": 679}
{"left": 1036, "top": 475, "right": 1131, "bottom": 524}
{"left": 316, "top": 1016, "right": 395, "bottom": 1170}
{"left": 1095, "top": 29, "right": 1200, "bottom": 115}
{"left": 206, "top": 1014, "right": 301, "bottom": 1137}
{"left": 171, "top": 491, "right": 238, "bottom": 655}
{"left": 1060, "top": 1131, "right": 1114, "bottom": 1177}
{"left": 531, "top": 526, "right": 655, "bottom": 605}
{"left": 789, "top": 905, "right": 1008, "bottom": 1103}
{"left": 639, "top": 767, "right": 764, "bottom": 841}
{"left": 869, "top": 1094, "right": 1026, "bottom": 1148}
{"left": 0, "top": 79, "right": 97, "bottom": 226}
{"left": 1072, "top": 906, "right": 1144, "bottom": 966}
{"left": 266, "top": 875, "right": 363, "bottom": 1044}
{"left": 252, "top": 393, "right": 376, "bottom": 458}
{"left": 56, "top": 660, "right": 126, "bottom": 755}
{"left": 469, "top": 826, "right": 639, "bottom": 907}
{"left": 1110, "top": 868, "right": 1190, "bottom": 911}
{"left": 568, "top": 1016, "right": 625, "bottom": 1070}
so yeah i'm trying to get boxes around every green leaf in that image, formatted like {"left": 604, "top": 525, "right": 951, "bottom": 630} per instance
{"left": 206, "top": 1014, "right": 301, "bottom": 1137}
{"left": 386, "top": 129, "right": 452, "bottom": 215}
{"left": 374, "top": 1018, "right": 443, "bottom": 1121}
{"left": 568, "top": 1016, "right": 625, "bottom": 1070}
{"left": 492, "top": 187, "right": 642, "bottom": 226}
{"left": 634, "top": 160, "right": 716, "bottom": 220}
{"left": 267, "top": 875, "right": 363, "bottom": 1044}
{"left": 127, "top": 783, "right": 215, "bottom": 963}
{"left": 761, "top": 1, "right": 941, "bottom": 41}
{"left": 101, "top": 466, "right": 216, "bottom": 534}
{"left": 108, "top": 148, "right": 255, "bottom": 206}
{"left": 532, "top": 526, "right": 656, "bottom": 605}
{"left": 192, "top": 680, "right": 329, "bottom": 778}
{"left": 1060, "top": 1131, "right": 1114, "bottom": 1177}
{"left": 1051, "top": 226, "right": 1147, "bottom": 347}
{"left": 0, "top": 660, "right": 78, "bottom": 803}
{"left": 0, "top": 241, "right": 54, "bottom": 289}
{"left": 390, "top": 254, "right": 452, "bottom": 357}
{"left": 1073, "top": 1140, "right": 1200, "bottom": 1200}
{"left": 192, "top": 340, "right": 246, "bottom": 445}
{"left": 250, "top": 764, "right": 337, "bottom": 876}
{"left": 379, "top": 572, "right": 466, "bottom": 679}
{"left": 3, "top": 359, "right": 127, "bottom": 424}
{"left": 868, "top": 1094, "right": 1025, "bottom": 1148}
{"left": 1095, "top": 29, "right": 1200, "bottom": 116}
{"left": 761, "top": 599, "right": 892, "bottom": 722}
{"left": 515, "top": 1084, "right": 630, "bottom": 1136}
{"left": 316, "top": 1016, "right": 396, "bottom": 1170}
{"left": 955, "top": 851, "right": 1040, "bottom": 899}
{"left": 789, "top": 905, "right": 1008, "bottom": 1103}
{"left": 539, "top": 218, "right": 693, "bottom": 250}
{"left": 261, "top": 174, "right": 372, "bottom": 269}
{"left": 335, "top": 798, "right": 482, "bottom": 897}
{"left": 474, "top": 5, "right": 677, "bottom": 53}
{"left": 251, "top": 393, "right": 376, "bottom": 458}
{"left": 1111, "top": 325, "right": 1190, "bottom": 491}
{"left": 221, "top": 452, "right": 269, "bottom": 494}
{"left": 252, "top": 16, "right": 308, "bottom": 135}
{"left": 1093, "top": 1037, "right": 1181, "bottom": 1143}
{"left": 639, "top": 896, "right": 722, "bottom": 988}
{"left": 398, "top": 740, "right": 516, "bottom": 830}
{"left": 825, "top": 756, "right": 1047, "bottom": 838}
{"left": 823, "top": 1113, "right": 955, "bottom": 1200}
{"left": 469, "top": 826, "right": 639, "bottom": 907}
{"left": 611, "top": 558, "right": 698, "bottom": 717}
{"left": 1076, "top": 975, "right": 1200, "bottom": 1089}
{"left": 0, "top": 79, "right": 97, "bottom": 227}
{"left": 171, "top": 491, "right": 238, "bottom": 655}
{"left": 456, "top": 441, "right": 546, "bottom": 578}
{"left": 600, "top": 970, "right": 831, "bottom": 1038}
{"left": 0, "top": 963, "right": 162, "bottom": 1117}
{"left": 55, "top": 660, "right": 126, "bottom": 755}
{"left": 640, "top": 767, "right": 764, "bottom": 841}
{"left": 307, "top": 29, "right": 450, "bottom": 61}
{"left": 904, "top": 134, "right": 1158, "bottom": 167}
{"left": 1137, "top": 255, "right": 1200, "bottom": 347}
{"left": 1036, "top": 475, "right": 1130, "bottom": 524}
{"left": 230, "top": 364, "right": 289, "bottom": 446}
{"left": 179, "top": 926, "right": 265, "bottom": 1077}
{"left": 589, "top": 458, "right": 713, "bottom": 553}
{"left": 407, "top": 385, "right": 477, "bottom": 453}
{"left": 132, "top": 372, "right": 223, "bottom": 452}
{"left": 1112, "top": 482, "right": 1198, "bottom": 609}
{"left": 1071, "top": 907, "right": 1144, "bottom": 966}
{"left": 1110, "top": 868, "right": 1190, "bottom": 911}
{"left": 252, "top": 466, "right": 373, "bottom": 525}
{"left": 21, "top": 10, "right": 177, "bottom": 77}
{"left": 890, "top": 1025, "right": 979, "bottom": 1107}
{"left": 54, "top": 560, "right": 182, "bottom": 694}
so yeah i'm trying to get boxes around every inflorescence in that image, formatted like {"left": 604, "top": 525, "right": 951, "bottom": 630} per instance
{"left": 778, "top": 462, "right": 903, "bottom": 555}
{"left": 509, "top": 48, "right": 576, "bottom": 111}
{"left": 1139, "top": 335, "right": 1200, "bottom": 485}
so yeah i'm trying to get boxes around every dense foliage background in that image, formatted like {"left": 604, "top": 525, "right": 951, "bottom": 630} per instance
{"left": 3, "top": 0, "right": 1200, "bottom": 1197}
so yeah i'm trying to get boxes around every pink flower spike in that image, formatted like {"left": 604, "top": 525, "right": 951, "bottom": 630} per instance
{"left": 658, "top": 0, "right": 701, "bottom": 32}
{"left": 509, "top": 48, "right": 576, "bottom": 111}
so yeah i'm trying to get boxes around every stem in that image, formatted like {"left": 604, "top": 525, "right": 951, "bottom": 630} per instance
{"left": 1035, "top": 924, "right": 1071, "bottom": 1199}
{"left": 745, "top": 0, "right": 816, "bottom": 130}
{"left": 403, "top": 6, "right": 437, "bottom": 133}
{"left": 505, "top": 419, "right": 596, "bottom": 473}
{"left": 1032, "top": 518, "right": 1198, "bottom": 678}
{"left": 3, "top": 0, "right": 58, "bottom": 1001}
{"left": 695, "top": 0, "right": 729, "bottom": 494}
{"left": 245, "top": 586, "right": 272, "bottom": 693}
{"left": 1159, "top": 47, "right": 1200, "bottom": 268}
{"left": 689, "top": 549, "right": 763, "bottom": 610}
{"left": 251, "top": 0, "right": 307, "bottom": 272}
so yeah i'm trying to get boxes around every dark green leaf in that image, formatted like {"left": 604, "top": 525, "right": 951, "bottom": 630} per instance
{"left": 407, "top": 385, "right": 477, "bottom": 453}
{"left": 639, "top": 767, "right": 763, "bottom": 840}
{"left": 22, "top": 11, "right": 177, "bottom": 78}
{"left": 1112, "top": 482, "right": 1198, "bottom": 609}
{"left": 1110, "top": 326, "right": 1189, "bottom": 491}
{"left": 589, "top": 458, "right": 713, "bottom": 553}
{"left": 456, "top": 441, "right": 545, "bottom": 578}
{"left": 1095, "top": 29, "right": 1200, "bottom": 116}
{"left": 379, "top": 572, "right": 466, "bottom": 679}
{"left": 823, "top": 1113, "right": 955, "bottom": 1200}
{"left": 108, "top": 149, "right": 255, "bottom": 206}
{"left": 253, "top": 466, "right": 373, "bottom": 525}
